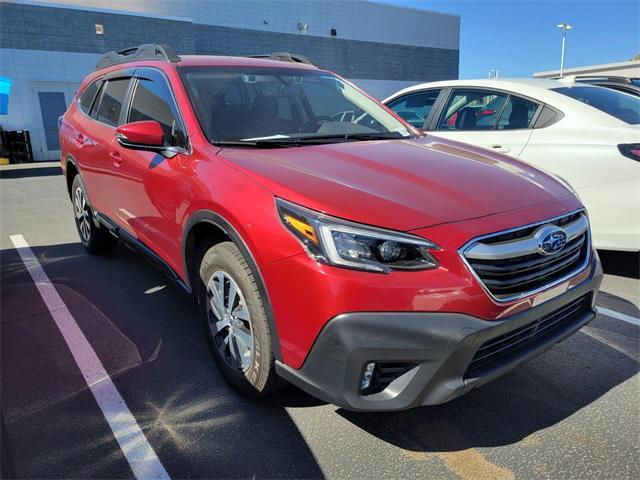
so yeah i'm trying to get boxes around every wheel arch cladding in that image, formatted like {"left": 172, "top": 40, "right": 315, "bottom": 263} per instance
{"left": 65, "top": 155, "right": 79, "bottom": 198}
{"left": 183, "top": 210, "right": 282, "bottom": 361}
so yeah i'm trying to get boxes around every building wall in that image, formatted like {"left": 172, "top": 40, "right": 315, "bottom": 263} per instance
{"left": 0, "top": 0, "right": 460, "bottom": 160}
{"left": 534, "top": 60, "right": 640, "bottom": 79}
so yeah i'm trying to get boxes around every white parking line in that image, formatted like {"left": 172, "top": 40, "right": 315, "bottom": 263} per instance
{"left": 597, "top": 306, "right": 640, "bottom": 327}
{"left": 9, "top": 234, "right": 170, "bottom": 480}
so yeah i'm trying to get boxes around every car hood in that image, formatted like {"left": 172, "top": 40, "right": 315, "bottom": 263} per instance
{"left": 219, "top": 136, "right": 574, "bottom": 231}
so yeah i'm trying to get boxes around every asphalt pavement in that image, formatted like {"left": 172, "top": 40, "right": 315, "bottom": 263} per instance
{"left": 1, "top": 162, "right": 639, "bottom": 479}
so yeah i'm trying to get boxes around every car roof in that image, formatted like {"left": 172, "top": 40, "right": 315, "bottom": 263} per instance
{"left": 385, "top": 78, "right": 578, "bottom": 100}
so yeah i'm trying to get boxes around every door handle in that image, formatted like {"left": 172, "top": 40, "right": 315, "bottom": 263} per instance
{"left": 490, "top": 145, "right": 511, "bottom": 153}
{"left": 110, "top": 150, "right": 122, "bottom": 167}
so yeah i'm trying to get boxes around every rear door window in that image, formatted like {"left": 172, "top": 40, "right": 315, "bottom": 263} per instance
{"left": 437, "top": 89, "right": 508, "bottom": 130}
{"left": 95, "top": 78, "right": 130, "bottom": 127}
{"left": 387, "top": 90, "right": 442, "bottom": 128}
{"left": 78, "top": 80, "right": 101, "bottom": 115}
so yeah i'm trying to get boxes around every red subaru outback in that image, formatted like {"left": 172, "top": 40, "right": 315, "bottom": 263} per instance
{"left": 60, "top": 45, "right": 602, "bottom": 411}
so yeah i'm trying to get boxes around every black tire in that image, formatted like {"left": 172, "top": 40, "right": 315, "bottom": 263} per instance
{"left": 71, "top": 175, "right": 117, "bottom": 254}
{"left": 198, "top": 241, "right": 284, "bottom": 396}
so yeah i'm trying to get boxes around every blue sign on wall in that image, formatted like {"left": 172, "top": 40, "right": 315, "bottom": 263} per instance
{"left": 0, "top": 77, "right": 12, "bottom": 115}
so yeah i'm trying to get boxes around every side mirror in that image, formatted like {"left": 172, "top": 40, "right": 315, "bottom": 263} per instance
{"left": 116, "top": 120, "right": 164, "bottom": 149}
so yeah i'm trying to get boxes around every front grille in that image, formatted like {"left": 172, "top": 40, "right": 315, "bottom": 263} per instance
{"left": 464, "top": 294, "right": 591, "bottom": 379}
{"left": 462, "top": 211, "right": 590, "bottom": 300}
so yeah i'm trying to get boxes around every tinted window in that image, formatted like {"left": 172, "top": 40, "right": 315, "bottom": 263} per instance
{"left": 129, "top": 78, "right": 187, "bottom": 148}
{"left": 552, "top": 86, "right": 640, "bottom": 124}
{"left": 387, "top": 90, "right": 441, "bottom": 128}
{"left": 95, "top": 78, "right": 130, "bottom": 127}
{"left": 180, "top": 67, "right": 412, "bottom": 143}
{"left": 497, "top": 96, "right": 539, "bottom": 129}
{"left": 437, "top": 89, "right": 508, "bottom": 130}
{"left": 79, "top": 80, "right": 100, "bottom": 114}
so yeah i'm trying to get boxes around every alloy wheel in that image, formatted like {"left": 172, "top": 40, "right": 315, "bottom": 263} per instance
{"left": 74, "top": 186, "right": 91, "bottom": 242}
{"left": 206, "top": 270, "right": 254, "bottom": 372}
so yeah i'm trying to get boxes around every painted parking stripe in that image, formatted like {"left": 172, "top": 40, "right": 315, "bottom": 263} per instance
{"left": 597, "top": 306, "right": 640, "bottom": 327}
{"left": 9, "top": 234, "right": 170, "bottom": 480}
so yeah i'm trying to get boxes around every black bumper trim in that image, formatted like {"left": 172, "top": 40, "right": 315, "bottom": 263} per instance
{"left": 276, "top": 254, "right": 603, "bottom": 412}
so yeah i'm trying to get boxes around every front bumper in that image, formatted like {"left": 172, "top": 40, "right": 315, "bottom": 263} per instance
{"left": 276, "top": 254, "right": 603, "bottom": 411}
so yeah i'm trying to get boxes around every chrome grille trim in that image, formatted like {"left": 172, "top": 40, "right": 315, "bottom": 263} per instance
{"left": 458, "top": 209, "right": 591, "bottom": 303}
{"left": 464, "top": 214, "right": 588, "bottom": 261}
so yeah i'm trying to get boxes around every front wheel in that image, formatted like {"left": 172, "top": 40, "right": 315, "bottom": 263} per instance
{"left": 198, "top": 241, "right": 284, "bottom": 395}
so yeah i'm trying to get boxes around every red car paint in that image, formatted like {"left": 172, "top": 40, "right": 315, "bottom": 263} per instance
{"left": 60, "top": 55, "right": 592, "bottom": 371}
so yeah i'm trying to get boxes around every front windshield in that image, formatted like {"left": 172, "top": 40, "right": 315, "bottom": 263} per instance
{"left": 179, "top": 66, "right": 413, "bottom": 143}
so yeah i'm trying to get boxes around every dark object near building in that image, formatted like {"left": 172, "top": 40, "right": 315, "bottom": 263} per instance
{"left": 1, "top": 129, "right": 34, "bottom": 163}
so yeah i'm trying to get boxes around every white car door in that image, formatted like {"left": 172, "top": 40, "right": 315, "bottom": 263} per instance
{"left": 427, "top": 88, "right": 539, "bottom": 158}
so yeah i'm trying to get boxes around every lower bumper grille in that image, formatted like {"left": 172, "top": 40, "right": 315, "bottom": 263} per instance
{"left": 464, "top": 294, "right": 591, "bottom": 379}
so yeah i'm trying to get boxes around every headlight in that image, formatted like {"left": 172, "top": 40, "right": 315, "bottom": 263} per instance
{"left": 276, "top": 198, "right": 439, "bottom": 273}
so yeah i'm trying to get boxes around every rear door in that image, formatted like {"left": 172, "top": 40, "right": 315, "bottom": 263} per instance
{"left": 428, "top": 88, "right": 540, "bottom": 158}
{"left": 83, "top": 75, "right": 133, "bottom": 219}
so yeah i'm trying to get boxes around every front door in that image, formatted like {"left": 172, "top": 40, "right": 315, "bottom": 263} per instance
{"left": 111, "top": 70, "right": 189, "bottom": 270}
{"left": 32, "top": 82, "right": 79, "bottom": 161}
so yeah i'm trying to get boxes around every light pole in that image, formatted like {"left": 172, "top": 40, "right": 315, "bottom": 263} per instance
{"left": 557, "top": 23, "right": 573, "bottom": 77}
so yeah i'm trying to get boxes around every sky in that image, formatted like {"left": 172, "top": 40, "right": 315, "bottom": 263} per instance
{"left": 379, "top": 0, "right": 639, "bottom": 78}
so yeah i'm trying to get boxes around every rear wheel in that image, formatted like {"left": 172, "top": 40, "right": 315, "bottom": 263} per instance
{"left": 198, "top": 241, "right": 284, "bottom": 395}
{"left": 71, "top": 175, "right": 117, "bottom": 254}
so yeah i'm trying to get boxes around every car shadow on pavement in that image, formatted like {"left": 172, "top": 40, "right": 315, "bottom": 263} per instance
{"left": 338, "top": 305, "right": 639, "bottom": 453}
{"left": 0, "top": 166, "right": 61, "bottom": 179}
{"left": 1, "top": 242, "right": 324, "bottom": 479}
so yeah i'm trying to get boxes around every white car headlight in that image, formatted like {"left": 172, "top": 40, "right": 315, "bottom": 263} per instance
{"left": 276, "top": 198, "right": 439, "bottom": 273}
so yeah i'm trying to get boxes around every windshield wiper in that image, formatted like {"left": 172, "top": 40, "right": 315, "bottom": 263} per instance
{"left": 294, "top": 132, "right": 411, "bottom": 142}
{"left": 212, "top": 132, "right": 412, "bottom": 148}
{"left": 212, "top": 140, "right": 301, "bottom": 148}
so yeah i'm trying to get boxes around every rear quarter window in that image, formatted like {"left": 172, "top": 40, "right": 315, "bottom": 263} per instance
{"left": 552, "top": 86, "right": 640, "bottom": 124}
{"left": 78, "top": 80, "right": 100, "bottom": 114}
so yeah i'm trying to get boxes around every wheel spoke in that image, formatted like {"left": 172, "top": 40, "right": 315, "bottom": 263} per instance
{"left": 228, "top": 335, "right": 240, "bottom": 364}
{"left": 209, "top": 278, "right": 225, "bottom": 318}
{"left": 214, "top": 318, "right": 230, "bottom": 333}
{"left": 217, "top": 335, "right": 229, "bottom": 357}
{"left": 208, "top": 290, "right": 225, "bottom": 319}
{"left": 227, "top": 281, "right": 238, "bottom": 312}
{"left": 233, "top": 303, "right": 249, "bottom": 321}
{"left": 234, "top": 327, "right": 253, "bottom": 352}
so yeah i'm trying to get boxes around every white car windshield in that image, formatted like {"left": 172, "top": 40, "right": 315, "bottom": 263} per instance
{"left": 179, "top": 66, "right": 413, "bottom": 145}
{"left": 552, "top": 86, "right": 640, "bottom": 125}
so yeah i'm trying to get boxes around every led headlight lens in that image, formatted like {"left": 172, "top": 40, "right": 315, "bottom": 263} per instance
{"left": 277, "top": 198, "right": 439, "bottom": 273}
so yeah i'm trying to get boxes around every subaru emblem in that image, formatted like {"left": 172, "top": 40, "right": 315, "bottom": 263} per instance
{"left": 537, "top": 226, "right": 567, "bottom": 255}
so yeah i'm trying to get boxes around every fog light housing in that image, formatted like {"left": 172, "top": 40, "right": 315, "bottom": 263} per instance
{"left": 361, "top": 362, "right": 376, "bottom": 391}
